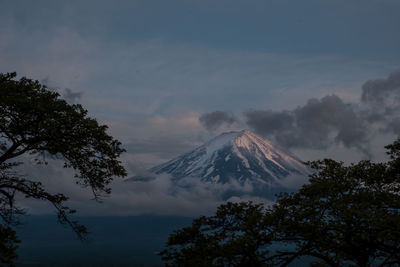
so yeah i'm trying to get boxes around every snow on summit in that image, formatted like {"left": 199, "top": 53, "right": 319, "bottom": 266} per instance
{"left": 151, "top": 130, "right": 309, "bottom": 188}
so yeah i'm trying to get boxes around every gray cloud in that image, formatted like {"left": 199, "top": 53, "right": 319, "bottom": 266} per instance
{"left": 245, "top": 95, "right": 369, "bottom": 152}
{"left": 360, "top": 72, "right": 400, "bottom": 135}
{"left": 98, "top": 175, "right": 272, "bottom": 216}
{"left": 361, "top": 72, "right": 400, "bottom": 106}
{"left": 244, "top": 110, "right": 293, "bottom": 137}
{"left": 63, "top": 88, "right": 83, "bottom": 103}
{"left": 241, "top": 72, "right": 400, "bottom": 156}
{"left": 199, "top": 111, "right": 238, "bottom": 131}
{"left": 295, "top": 95, "right": 368, "bottom": 150}
{"left": 17, "top": 157, "right": 271, "bottom": 216}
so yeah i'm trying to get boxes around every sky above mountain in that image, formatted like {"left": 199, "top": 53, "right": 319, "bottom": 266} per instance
{"left": 1, "top": 1, "right": 400, "bottom": 214}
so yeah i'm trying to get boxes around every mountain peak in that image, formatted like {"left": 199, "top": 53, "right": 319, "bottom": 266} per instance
{"left": 204, "top": 130, "right": 286, "bottom": 158}
{"left": 151, "top": 130, "right": 309, "bottom": 187}
{"left": 235, "top": 129, "right": 274, "bottom": 148}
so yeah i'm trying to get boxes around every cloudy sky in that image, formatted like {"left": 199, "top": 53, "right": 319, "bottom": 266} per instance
{"left": 1, "top": 0, "right": 400, "bottom": 214}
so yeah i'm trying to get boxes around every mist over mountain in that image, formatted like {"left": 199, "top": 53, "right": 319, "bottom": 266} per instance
{"left": 146, "top": 130, "right": 310, "bottom": 199}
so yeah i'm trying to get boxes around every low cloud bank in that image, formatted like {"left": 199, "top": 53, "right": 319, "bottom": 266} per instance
{"left": 16, "top": 160, "right": 274, "bottom": 217}
{"left": 97, "top": 175, "right": 273, "bottom": 216}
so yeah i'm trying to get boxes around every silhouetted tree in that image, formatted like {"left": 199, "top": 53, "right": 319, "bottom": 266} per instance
{"left": 161, "top": 140, "right": 400, "bottom": 266}
{"left": 0, "top": 72, "right": 127, "bottom": 265}
{"left": 160, "top": 202, "right": 274, "bottom": 266}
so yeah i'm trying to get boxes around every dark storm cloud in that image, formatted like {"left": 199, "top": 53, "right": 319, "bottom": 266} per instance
{"left": 361, "top": 72, "right": 400, "bottom": 106}
{"left": 199, "top": 111, "right": 238, "bottom": 131}
{"left": 63, "top": 88, "right": 83, "bottom": 103}
{"left": 296, "top": 95, "right": 368, "bottom": 149}
{"left": 245, "top": 95, "right": 368, "bottom": 151}
{"left": 360, "top": 72, "right": 400, "bottom": 135}
{"left": 244, "top": 110, "right": 293, "bottom": 136}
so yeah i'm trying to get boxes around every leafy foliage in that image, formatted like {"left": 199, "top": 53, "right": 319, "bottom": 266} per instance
{"left": 0, "top": 224, "right": 19, "bottom": 265}
{"left": 160, "top": 202, "right": 273, "bottom": 266}
{"left": 161, "top": 140, "right": 400, "bottom": 266}
{"left": 0, "top": 72, "right": 127, "bottom": 264}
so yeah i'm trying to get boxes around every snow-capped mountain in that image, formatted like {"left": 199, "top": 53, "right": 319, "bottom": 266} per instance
{"left": 151, "top": 130, "right": 309, "bottom": 187}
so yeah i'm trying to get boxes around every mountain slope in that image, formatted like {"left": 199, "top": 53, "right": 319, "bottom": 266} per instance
{"left": 151, "top": 130, "right": 309, "bottom": 186}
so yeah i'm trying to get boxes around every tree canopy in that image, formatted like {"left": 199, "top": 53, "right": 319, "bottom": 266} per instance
{"left": 0, "top": 72, "right": 127, "bottom": 264}
{"left": 160, "top": 140, "right": 400, "bottom": 266}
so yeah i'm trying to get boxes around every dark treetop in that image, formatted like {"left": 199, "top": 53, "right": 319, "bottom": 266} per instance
{"left": 0, "top": 72, "right": 126, "bottom": 264}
